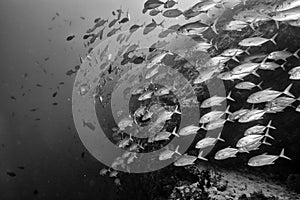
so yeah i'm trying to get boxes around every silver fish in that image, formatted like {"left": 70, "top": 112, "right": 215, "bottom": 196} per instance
{"left": 248, "top": 148, "right": 291, "bottom": 167}
{"left": 244, "top": 120, "right": 276, "bottom": 136}
{"left": 118, "top": 117, "right": 134, "bottom": 130}
{"left": 199, "top": 106, "right": 231, "bottom": 124}
{"left": 154, "top": 128, "right": 179, "bottom": 141}
{"left": 162, "top": 8, "right": 182, "bottom": 18}
{"left": 159, "top": 145, "right": 181, "bottom": 160}
{"left": 238, "top": 33, "right": 278, "bottom": 47}
{"left": 229, "top": 108, "right": 250, "bottom": 121}
{"left": 138, "top": 91, "right": 153, "bottom": 101}
{"left": 267, "top": 48, "right": 300, "bottom": 61}
{"left": 247, "top": 84, "right": 294, "bottom": 104}
{"left": 200, "top": 91, "right": 235, "bottom": 108}
{"left": 238, "top": 109, "right": 266, "bottom": 123}
{"left": 214, "top": 147, "right": 240, "bottom": 160}
{"left": 174, "top": 151, "right": 207, "bottom": 166}
{"left": 195, "top": 132, "right": 225, "bottom": 149}
{"left": 235, "top": 81, "right": 262, "bottom": 90}
{"left": 236, "top": 129, "right": 274, "bottom": 148}
{"left": 231, "top": 62, "right": 260, "bottom": 75}
{"left": 178, "top": 125, "right": 200, "bottom": 136}
{"left": 274, "top": 0, "right": 300, "bottom": 12}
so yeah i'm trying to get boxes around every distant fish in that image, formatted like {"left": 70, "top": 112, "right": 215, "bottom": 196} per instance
{"left": 159, "top": 145, "right": 181, "bottom": 160}
{"left": 107, "top": 26, "right": 121, "bottom": 37}
{"left": 199, "top": 106, "right": 231, "bottom": 124}
{"left": 80, "top": 16, "right": 85, "bottom": 20}
{"left": 6, "top": 171, "right": 16, "bottom": 177}
{"left": 66, "top": 34, "right": 75, "bottom": 41}
{"left": 119, "top": 11, "right": 130, "bottom": 24}
{"left": 143, "top": 19, "right": 164, "bottom": 35}
{"left": 82, "top": 120, "right": 96, "bottom": 131}
{"left": 149, "top": 9, "right": 162, "bottom": 16}
{"left": 239, "top": 33, "right": 278, "bottom": 47}
{"left": 162, "top": 8, "right": 182, "bottom": 18}
{"left": 174, "top": 151, "right": 207, "bottom": 166}
{"left": 164, "top": 0, "right": 178, "bottom": 8}
{"left": 144, "top": 0, "right": 164, "bottom": 10}
{"left": 195, "top": 132, "right": 225, "bottom": 149}
{"left": 95, "top": 19, "right": 108, "bottom": 28}
{"left": 248, "top": 148, "right": 291, "bottom": 167}
{"left": 108, "top": 18, "right": 119, "bottom": 28}
{"left": 235, "top": 81, "right": 262, "bottom": 90}
{"left": 200, "top": 91, "right": 235, "bottom": 108}
{"left": 94, "top": 17, "right": 101, "bottom": 23}
{"left": 236, "top": 129, "right": 274, "bottom": 148}
{"left": 129, "top": 24, "right": 144, "bottom": 33}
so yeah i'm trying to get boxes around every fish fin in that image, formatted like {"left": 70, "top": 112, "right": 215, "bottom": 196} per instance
{"left": 257, "top": 81, "right": 263, "bottom": 90}
{"left": 249, "top": 22, "right": 256, "bottom": 31}
{"left": 217, "top": 132, "right": 225, "bottom": 142}
{"left": 266, "top": 120, "right": 276, "bottom": 130}
{"left": 226, "top": 91, "right": 235, "bottom": 101}
{"left": 232, "top": 56, "right": 240, "bottom": 63}
{"left": 264, "top": 129, "right": 274, "bottom": 140}
{"left": 197, "top": 151, "right": 208, "bottom": 161}
{"left": 225, "top": 105, "right": 232, "bottom": 115}
{"left": 282, "top": 83, "right": 295, "bottom": 98}
{"left": 244, "top": 47, "right": 251, "bottom": 55}
{"left": 269, "top": 33, "right": 278, "bottom": 45}
{"left": 173, "top": 105, "right": 182, "bottom": 115}
{"left": 171, "top": 127, "right": 180, "bottom": 137}
{"left": 279, "top": 148, "right": 291, "bottom": 160}
{"left": 174, "top": 145, "right": 181, "bottom": 155}
{"left": 262, "top": 138, "right": 271, "bottom": 146}
{"left": 252, "top": 70, "right": 260, "bottom": 77}
{"left": 280, "top": 61, "right": 287, "bottom": 71}
{"left": 293, "top": 48, "right": 300, "bottom": 59}
{"left": 200, "top": 123, "right": 207, "bottom": 130}
{"left": 211, "top": 17, "right": 219, "bottom": 35}
{"left": 159, "top": 19, "right": 165, "bottom": 28}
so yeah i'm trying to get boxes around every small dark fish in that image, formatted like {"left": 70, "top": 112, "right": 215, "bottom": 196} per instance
{"left": 36, "top": 84, "right": 43, "bottom": 87}
{"left": 112, "top": 11, "right": 116, "bottom": 16}
{"left": 144, "top": 0, "right": 164, "bottom": 10}
{"left": 74, "top": 65, "right": 80, "bottom": 70}
{"left": 94, "top": 17, "right": 101, "bottom": 23}
{"left": 164, "top": 0, "right": 178, "bottom": 8}
{"left": 109, "top": 18, "right": 119, "bottom": 28}
{"left": 162, "top": 8, "right": 182, "bottom": 18}
{"left": 183, "top": 8, "right": 202, "bottom": 20}
{"left": 149, "top": 9, "right": 162, "bottom": 16}
{"left": 119, "top": 10, "right": 130, "bottom": 24}
{"left": 66, "top": 69, "right": 75, "bottom": 76}
{"left": 178, "top": 20, "right": 209, "bottom": 33}
{"left": 116, "top": 33, "right": 124, "bottom": 42}
{"left": 143, "top": 19, "right": 164, "bottom": 35}
{"left": 80, "top": 16, "right": 85, "bottom": 20}
{"left": 88, "top": 47, "right": 93, "bottom": 54}
{"left": 158, "top": 30, "right": 170, "bottom": 38}
{"left": 56, "top": 12, "right": 60, "bottom": 16}
{"left": 117, "top": 8, "right": 123, "bottom": 20}
{"left": 83, "top": 34, "right": 92, "bottom": 40}
{"left": 59, "top": 81, "right": 65, "bottom": 85}
{"left": 51, "top": 16, "right": 56, "bottom": 21}
{"left": 83, "top": 120, "right": 96, "bottom": 131}
{"left": 129, "top": 24, "right": 144, "bottom": 33}
{"left": 66, "top": 35, "right": 75, "bottom": 41}
{"left": 17, "top": 166, "right": 25, "bottom": 170}
{"left": 69, "top": 20, "right": 72, "bottom": 26}
{"left": 95, "top": 19, "right": 108, "bottom": 28}
{"left": 130, "top": 56, "right": 145, "bottom": 64}
{"left": 35, "top": 118, "right": 41, "bottom": 121}
{"left": 81, "top": 152, "right": 85, "bottom": 158}
{"left": 44, "top": 57, "right": 49, "bottom": 61}
{"left": 30, "top": 108, "right": 39, "bottom": 112}
{"left": 52, "top": 92, "right": 57, "bottom": 98}
{"left": 108, "top": 64, "right": 113, "bottom": 74}
{"left": 10, "top": 96, "right": 16, "bottom": 100}
{"left": 52, "top": 102, "right": 58, "bottom": 106}
{"left": 6, "top": 171, "right": 16, "bottom": 177}
{"left": 107, "top": 27, "right": 121, "bottom": 37}
{"left": 33, "top": 190, "right": 38, "bottom": 195}
{"left": 168, "top": 24, "right": 181, "bottom": 31}
{"left": 150, "top": 40, "right": 169, "bottom": 49}
{"left": 126, "top": 42, "right": 140, "bottom": 53}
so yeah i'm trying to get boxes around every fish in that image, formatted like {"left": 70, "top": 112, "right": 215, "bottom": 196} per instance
{"left": 159, "top": 145, "right": 181, "bottom": 160}
{"left": 95, "top": 19, "right": 108, "bottom": 28}
{"left": 214, "top": 147, "right": 240, "bottom": 160}
{"left": 162, "top": 8, "right": 182, "bottom": 18}
{"left": 108, "top": 18, "right": 119, "bottom": 28}
{"left": 288, "top": 19, "right": 300, "bottom": 27}
{"left": 200, "top": 91, "right": 235, "bottom": 108}
{"left": 235, "top": 81, "right": 262, "bottom": 90}
{"left": 259, "top": 61, "right": 286, "bottom": 71}
{"left": 272, "top": 7, "right": 300, "bottom": 22}
{"left": 66, "top": 35, "right": 75, "bottom": 41}
{"left": 247, "top": 84, "right": 294, "bottom": 104}
{"left": 231, "top": 62, "right": 260, "bottom": 76}
{"left": 267, "top": 48, "right": 300, "bottom": 61}
{"left": 143, "top": 19, "right": 164, "bottom": 35}
{"left": 144, "top": 0, "right": 164, "bottom": 10}
{"left": 164, "top": 0, "right": 178, "bottom": 8}
{"left": 178, "top": 19, "right": 218, "bottom": 35}
{"left": 178, "top": 125, "right": 201, "bottom": 136}
{"left": 238, "top": 33, "right": 278, "bottom": 47}
{"left": 267, "top": 96, "right": 297, "bottom": 108}
{"left": 107, "top": 26, "right": 121, "bottom": 37}
{"left": 202, "top": 118, "right": 230, "bottom": 131}
{"left": 145, "top": 65, "right": 160, "bottom": 79}
{"left": 199, "top": 106, "right": 231, "bottom": 124}
{"left": 229, "top": 108, "right": 250, "bottom": 121}
{"left": 274, "top": 0, "right": 300, "bottom": 12}
{"left": 238, "top": 109, "right": 266, "bottom": 123}
{"left": 244, "top": 120, "right": 276, "bottom": 136}
{"left": 129, "top": 24, "right": 144, "bottom": 33}
{"left": 238, "top": 138, "right": 271, "bottom": 153}
{"left": 142, "top": 110, "right": 154, "bottom": 121}
{"left": 94, "top": 17, "right": 101, "bottom": 23}
{"left": 99, "top": 168, "right": 109, "bottom": 175}
{"left": 174, "top": 151, "right": 207, "bottom": 166}
{"left": 288, "top": 66, "right": 300, "bottom": 75}
{"left": 290, "top": 69, "right": 300, "bottom": 80}
{"left": 221, "top": 48, "right": 250, "bottom": 58}
{"left": 248, "top": 148, "right": 291, "bottom": 167}
{"left": 154, "top": 85, "right": 175, "bottom": 96}
{"left": 138, "top": 90, "right": 153, "bottom": 101}
{"left": 117, "top": 136, "right": 133, "bottom": 148}
{"left": 296, "top": 104, "right": 300, "bottom": 112}
{"left": 119, "top": 11, "right": 130, "bottom": 24}
{"left": 190, "top": 40, "right": 214, "bottom": 52}
{"left": 82, "top": 120, "right": 96, "bottom": 131}
{"left": 154, "top": 106, "right": 181, "bottom": 124}
{"left": 134, "top": 105, "right": 147, "bottom": 117}
{"left": 218, "top": 71, "right": 250, "bottom": 81}
{"left": 149, "top": 9, "right": 162, "bottom": 16}
{"left": 224, "top": 20, "right": 254, "bottom": 31}
{"left": 6, "top": 171, "right": 16, "bottom": 177}
{"left": 146, "top": 52, "right": 172, "bottom": 69}
{"left": 191, "top": 1, "right": 217, "bottom": 12}
{"left": 195, "top": 132, "right": 225, "bottom": 149}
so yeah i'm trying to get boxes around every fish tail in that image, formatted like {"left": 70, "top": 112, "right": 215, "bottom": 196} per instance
{"left": 282, "top": 83, "right": 295, "bottom": 98}
{"left": 226, "top": 91, "right": 235, "bottom": 101}
{"left": 217, "top": 132, "right": 225, "bottom": 142}
{"left": 264, "top": 129, "right": 274, "bottom": 140}
{"left": 172, "top": 127, "right": 180, "bottom": 137}
{"left": 279, "top": 148, "right": 291, "bottom": 160}
{"left": 174, "top": 145, "right": 181, "bottom": 155}
{"left": 211, "top": 17, "right": 219, "bottom": 35}
{"left": 225, "top": 105, "right": 232, "bottom": 115}
{"left": 159, "top": 19, "right": 165, "bottom": 28}
{"left": 269, "top": 33, "right": 278, "bottom": 45}
{"left": 197, "top": 150, "right": 208, "bottom": 161}
{"left": 266, "top": 120, "right": 276, "bottom": 130}
{"left": 257, "top": 81, "right": 263, "bottom": 90}
{"left": 262, "top": 137, "right": 271, "bottom": 146}
{"left": 244, "top": 47, "right": 251, "bottom": 55}
{"left": 280, "top": 61, "right": 287, "bottom": 71}
{"left": 293, "top": 48, "right": 300, "bottom": 59}
{"left": 174, "top": 105, "right": 182, "bottom": 115}
{"left": 232, "top": 56, "right": 240, "bottom": 63}
{"left": 200, "top": 123, "right": 207, "bottom": 130}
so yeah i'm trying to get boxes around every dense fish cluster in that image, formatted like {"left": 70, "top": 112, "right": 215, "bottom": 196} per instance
{"left": 71, "top": 0, "right": 300, "bottom": 186}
